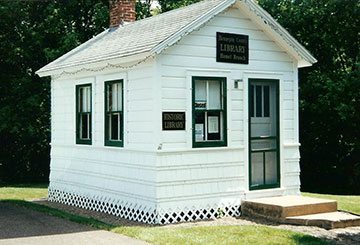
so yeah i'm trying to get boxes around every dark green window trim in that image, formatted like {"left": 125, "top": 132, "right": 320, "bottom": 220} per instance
{"left": 248, "top": 78, "right": 280, "bottom": 191}
{"left": 104, "top": 80, "right": 124, "bottom": 147}
{"left": 192, "top": 76, "right": 227, "bottom": 148}
{"left": 76, "top": 84, "right": 92, "bottom": 145}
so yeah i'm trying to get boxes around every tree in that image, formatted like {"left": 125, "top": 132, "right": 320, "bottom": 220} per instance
{"left": 0, "top": 0, "right": 109, "bottom": 183}
{"left": 158, "top": 0, "right": 200, "bottom": 12}
{"left": 136, "top": 0, "right": 153, "bottom": 19}
{"left": 259, "top": 0, "right": 360, "bottom": 193}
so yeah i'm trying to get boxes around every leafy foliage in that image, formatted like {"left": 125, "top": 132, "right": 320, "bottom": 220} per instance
{"left": 158, "top": 0, "right": 200, "bottom": 12}
{"left": 136, "top": 0, "right": 153, "bottom": 19}
{"left": 0, "top": 0, "right": 109, "bottom": 183}
{"left": 0, "top": 0, "right": 359, "bottom": 194}
{"left": 259, "top": 0, "right": 360, "bottom": 193}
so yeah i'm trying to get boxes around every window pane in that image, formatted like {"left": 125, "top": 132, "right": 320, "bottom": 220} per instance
{"left": 265, "top": 151, "right": 277, "bottom": 185}
{"left": 207, "top": 111, "right": 221, "bottom": 140}
{"left": 256, "top": 85, "right": 262, "bottom": 117}
{"left": 112, "top": 83, "right": 118, "bottom": 111}
{"left": 195, "top": 80, "right": 206, "bottom": 108}
{"left": 250, "top": 85, "right": 254, "bottom": 117}
{"left": 195, "top": 111, "right": 205, "bottom": 142}
{"left": 83, "top": 88, "right": 88, "bottom": 112}
{"left": 107, "top": 84, "right": 112, "bottom": 112}
{"left": 118, "top": 82, "right": 122, "bottom": 111}
{"left": 208, "top": 80, "right": 221, "bottom": 109}
{"left": 264, "top": 86, "right": 270, "bottom": 117}
{"left": 110, "top": 113, "right": 120, "bottom": 140}
{"left": 86, "top": 87, "right": 91, "bottom": 112}
{"left": 80, "top": 87, "right": 91, "bottom": 113}
{"left": 251, "top": 152, "right": 264, "bottom": 186}
{"left": 80, "top": 114, "right": 89, "bottom": 139}
{"left": 79, "top": 88, "right": 84, "bottom": 112}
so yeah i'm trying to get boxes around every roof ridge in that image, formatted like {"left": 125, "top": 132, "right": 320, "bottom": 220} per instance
{"left": 112, "top": 0, "right": 225, "bottom": 30}
{"left": 36, "top": 0, "right": 316, "bottom": 77}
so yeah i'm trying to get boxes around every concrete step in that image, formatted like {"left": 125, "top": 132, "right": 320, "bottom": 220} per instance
{"left": 285, "top": 211, "right": 360, "bottom": 229}
{"left": 241, "top": 195, "right": 337, "bottom": 221}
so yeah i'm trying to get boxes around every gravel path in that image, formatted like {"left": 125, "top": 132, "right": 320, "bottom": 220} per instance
{"left": 34, "top": 199, "right": 360, "bottom": 245}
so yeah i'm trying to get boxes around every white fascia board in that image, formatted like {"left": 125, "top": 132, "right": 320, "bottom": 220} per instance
{"left": 36, "top": 51, "right": 152, "bottom": 78}
{"left": 298, "top": 59, "right": 313, "bottom": 68}
{"left": 238, "top": 0, "right": 317, "bottom": 66}
{"left": 151, "top": 0, "right": 236, "bottom": 55}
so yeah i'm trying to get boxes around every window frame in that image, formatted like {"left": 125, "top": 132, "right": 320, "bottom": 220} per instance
{"left": 104, "top": 80, "right": 124, "bottom": 147}
{"left": 192, "top": 76, "right": 227, "bottom": 148}
{"left": 76, "top": 83, "right": 92, "bottom": 145}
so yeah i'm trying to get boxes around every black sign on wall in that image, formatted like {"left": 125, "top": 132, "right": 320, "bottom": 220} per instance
{"left": 162, "top": 112, "right": 186, "bottom": 130}
{"left": 216, "top": 32, "right": 249, "bottom": 64}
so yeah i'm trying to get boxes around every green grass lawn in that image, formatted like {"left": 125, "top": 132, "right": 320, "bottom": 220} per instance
{"left": 302, "top": 192, "right": 360, "bottom": 215}
{"left": 3, "top": 185, "right": 354, "bottom": 244}
{"left": 0, "top": 184, "right": 48, "bottom": 200}
{"left": 112, "top": 225, "right": 328, "bottom": 245}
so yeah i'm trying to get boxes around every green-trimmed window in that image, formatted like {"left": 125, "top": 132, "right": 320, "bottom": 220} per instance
{"left": 105, "top": 80, "right": 123, "bottom": 147}
{"left": 76, "top": 84, "right": 92, "bottom": 145}
{"left": 192, "top": 76, "right": 227, "bottom": 148}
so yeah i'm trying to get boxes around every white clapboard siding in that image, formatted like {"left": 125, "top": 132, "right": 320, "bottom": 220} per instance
{"left": 48, "top": 4, "right": 304, "bottom": 223}
{"left": 50, "top": 61, "right": 159, "bottom": 211}
{"left": 156, "top": 6, "right": 300, "bottom": 210}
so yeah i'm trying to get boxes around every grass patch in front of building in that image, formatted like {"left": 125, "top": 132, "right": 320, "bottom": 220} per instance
{"left": 303, "top": 192, "right": 360, "bottom": 214}
{"left": 0, "top": 185, "right": 333, "bottom": 244}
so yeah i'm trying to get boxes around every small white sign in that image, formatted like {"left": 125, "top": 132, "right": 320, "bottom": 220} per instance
{"left": 195, "top": 124, "right": 204, "bottom": 141}
{"left": 208, "top": 116, "right": 219, "bottom": 133}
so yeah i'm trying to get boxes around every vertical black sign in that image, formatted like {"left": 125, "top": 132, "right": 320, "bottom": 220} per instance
{"left": 162, "top": 112, "right": 186, "bottom": 130}
{"left": 216, "top": 32, "right": 249, "bottom": 64}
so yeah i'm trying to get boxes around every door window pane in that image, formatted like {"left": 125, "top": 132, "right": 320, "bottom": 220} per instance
{"left": 251, "top": 152, "right": 264, "bottom": 186}
{"left": 264, "top": 85, "right": 270, "bottom": 117}
{"left": 265, "top": 151, "right": 277, "bottom": 185}
{"left": 256, "top": 85, "right": 262, "bottom": 117}
{"left": 250, "top": 85, "right": 254, "bottom": 117}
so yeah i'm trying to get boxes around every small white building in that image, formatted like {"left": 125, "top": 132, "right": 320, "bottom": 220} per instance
{"left": 37, "top": 0, "right": 316, "bottom": 224}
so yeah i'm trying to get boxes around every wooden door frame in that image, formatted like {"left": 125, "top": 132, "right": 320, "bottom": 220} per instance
{"left": 248, "top": 78, "right": 280, "bottom": 190}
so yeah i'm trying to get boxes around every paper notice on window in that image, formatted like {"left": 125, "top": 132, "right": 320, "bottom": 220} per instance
{"left": 195, "top": 124, "right": 204, "bottom": 141}
{"left": 208, "top": 116, "right": 219, "bottom": 133}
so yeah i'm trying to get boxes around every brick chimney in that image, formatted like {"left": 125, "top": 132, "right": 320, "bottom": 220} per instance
{"left": 109, "top": 0, "right": 136, "bottom": 28}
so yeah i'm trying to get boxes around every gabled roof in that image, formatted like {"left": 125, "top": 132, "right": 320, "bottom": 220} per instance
{"left": 36, "top": 0, "right": 316, "bottom": 77}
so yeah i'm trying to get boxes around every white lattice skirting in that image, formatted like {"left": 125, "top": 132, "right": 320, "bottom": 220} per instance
{"left": 49, "top": 187, "right": 241, "bottom": 224}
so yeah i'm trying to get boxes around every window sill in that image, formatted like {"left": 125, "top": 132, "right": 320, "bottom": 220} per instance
{"left": 193, "top": 141, "right": 227, "bottom": 148}
{"left": 105, "top": 140, "right": 123, "bottom": 147}
{"left": 76, "top": 140, "right": 92, "bottom": 145}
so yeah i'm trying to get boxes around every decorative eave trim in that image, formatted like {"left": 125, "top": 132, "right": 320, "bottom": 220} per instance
{"left": 151, "top": 0, "right": 236, "bottom": 55}
{"left": 37, "top": 52, "right": 153, "bottom": 79}
{"left": 36, "top": 29, "right": 109, "bottom": 77}
{"left": 152, "top": 0, "right": 317, "bottom": 67}
{"left": 37, "top": 0, "right": 317, "bottom": 78}
{"left": 239, "top": 0, "right": 317, "bottom": 67}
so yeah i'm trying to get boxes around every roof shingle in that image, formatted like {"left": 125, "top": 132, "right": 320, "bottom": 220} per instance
{"left": 38, "top": 0, "right": 227, "bottom": 74}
